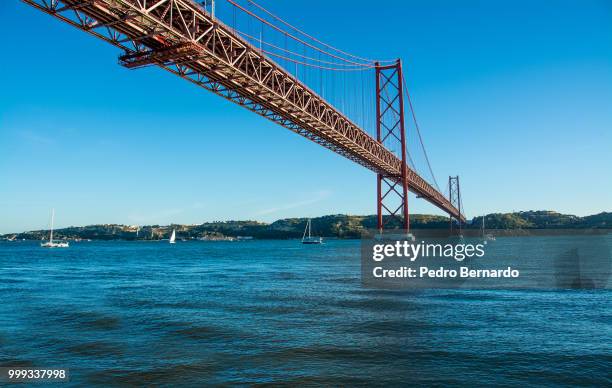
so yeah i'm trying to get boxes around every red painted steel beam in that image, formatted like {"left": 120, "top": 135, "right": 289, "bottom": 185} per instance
{"left": 119, "top": 42, "right": 201, "bottom": 68}
{"left": 396, "top": 60, "right": 410, "bottom": 231}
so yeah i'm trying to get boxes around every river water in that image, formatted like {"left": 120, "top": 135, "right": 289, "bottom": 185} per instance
{"left": 0, "top": 240, "right": 610, "bottom": 386}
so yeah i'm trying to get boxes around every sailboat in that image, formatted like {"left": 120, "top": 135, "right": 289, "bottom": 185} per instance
{"left": 302, "top": 219, "right": 322, "bottom": 244}
{"left": 41, "top": 208, "right": 69, "bottom": 248}
{"left": 482, "top": 215, "right": 495, "bottom": 243}
{"left": 169, "top": 229, "right": 176, "bottom": 244}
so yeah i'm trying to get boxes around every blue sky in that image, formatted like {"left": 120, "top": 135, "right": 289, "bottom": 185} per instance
{"left": 1, "top": 0, "right": 611, "bottom": 233}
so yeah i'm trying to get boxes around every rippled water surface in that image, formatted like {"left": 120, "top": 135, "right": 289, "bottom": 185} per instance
{"left": 0, "top": 240, "right": 610, "bottom": 386}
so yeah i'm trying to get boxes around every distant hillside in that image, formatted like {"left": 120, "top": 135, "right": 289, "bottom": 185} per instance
{"left": 2, "top": 211, "right": 610, "bottom": 241}
{"left": 470, "top": 211, "right": 612, "bottom": 229}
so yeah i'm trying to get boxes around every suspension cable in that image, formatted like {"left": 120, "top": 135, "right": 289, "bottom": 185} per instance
{"left": 243, "top": 0, "right": 395, "bottom": 65}
{"left": 225, "top": 0, "right": 376, "bottom": 67}
{"left": 236, "top": 30, "right": 374, "bottom": 69}
{"left": 402, "top": 72, "right": 441, "bottom": 192}
{"left": 261, "top": 49, "right": 374, "bottom": 71}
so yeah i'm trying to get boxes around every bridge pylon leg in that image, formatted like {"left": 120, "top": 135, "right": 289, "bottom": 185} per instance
{"left": 375, "top": 59, "right": 409, "bottom": 234}
{"left": 448, "top": 176, "right": 462, "bottom": 235}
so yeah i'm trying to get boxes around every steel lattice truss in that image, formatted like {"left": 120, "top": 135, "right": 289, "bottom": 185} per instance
{"left": 22, "top": 0, "right": 465, "bottom": 222}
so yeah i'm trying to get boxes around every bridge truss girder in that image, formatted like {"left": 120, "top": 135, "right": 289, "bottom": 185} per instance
{"left": 21, "top": 0, "right": 465, "bottom": 223}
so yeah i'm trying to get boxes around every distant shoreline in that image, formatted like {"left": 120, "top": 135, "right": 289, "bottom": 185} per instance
{"left": 3, "top": 211, "right": 610, "bottom": 241}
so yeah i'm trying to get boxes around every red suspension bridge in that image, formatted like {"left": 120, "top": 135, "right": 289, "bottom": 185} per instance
{"left": 22, "top": 0, "right": 466, "bottom": 231}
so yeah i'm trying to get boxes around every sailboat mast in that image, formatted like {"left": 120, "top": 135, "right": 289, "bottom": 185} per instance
{"left": 301, "top": 219, "right": 308, "bottom": 242}
{"left": 482, "top": 215, "right": 485, "bottom": 237}
{"left": 50, "top": 208, "right": 55, "bottom": 243}
{"left": 308, "top": 219, "right": 311, "bottom": 238}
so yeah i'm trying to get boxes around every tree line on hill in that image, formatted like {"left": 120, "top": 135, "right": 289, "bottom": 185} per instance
{"left": 3, "top": 211, "right": 610, "bottom": 241}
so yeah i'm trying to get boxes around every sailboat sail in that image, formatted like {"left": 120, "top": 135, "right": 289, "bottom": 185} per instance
{"left": 482, "top": 215, "right": 495, "bottom": 242}
{"left": 169, "top": 229, "right": 176, "bottom": 244}
{"left": 41, "top": 208, "right": 69, "bottom": 248}
{"left": 302, "top": 219, "right": 322, "bottom": 244}
{"left": 49, "top": 208, "right": 54, "bottom": 243}
{"left": 482, "top": 216, "right": 485, "bottom": 238}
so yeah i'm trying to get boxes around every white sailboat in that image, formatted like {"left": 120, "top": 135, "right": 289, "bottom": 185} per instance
{"left": 482, "top": 215, "right": 495, "bottom": 243}
{"left": 169, "top": 229, "right": 176, "bottom": 244}
{"left": 302, "top": 219, "right": 322, "bottom": 244}
{"left": 41, "top": 208, "right": 69, "bottom": 248}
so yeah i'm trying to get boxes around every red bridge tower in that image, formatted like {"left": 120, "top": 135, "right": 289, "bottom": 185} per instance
{"left": 376, "top": 59, "right": 409, "bottom": 233}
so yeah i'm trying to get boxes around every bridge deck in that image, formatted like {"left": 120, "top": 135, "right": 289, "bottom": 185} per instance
{"left": 23, "top": 0, "right": 465, "bottom": 222}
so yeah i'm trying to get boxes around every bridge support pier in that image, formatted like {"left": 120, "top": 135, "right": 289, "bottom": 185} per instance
{"left": 375, "top": 59, "right": 409, "bottom": 234}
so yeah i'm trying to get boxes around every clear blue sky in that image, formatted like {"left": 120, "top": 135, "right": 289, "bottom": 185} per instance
{"left": 1, "top": 0, "right": 611, "bottom": 233}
